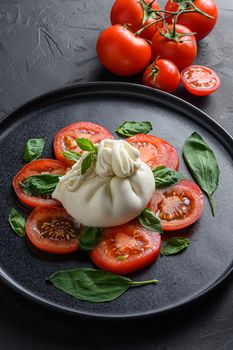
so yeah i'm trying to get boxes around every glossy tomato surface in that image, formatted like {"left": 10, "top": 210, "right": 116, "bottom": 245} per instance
{"left": 26, "top": 207, "right": 80, "bottom": 254}
{"left": 111, "top": 0, "right": 161, "bottom": 40}
{"left": 90, "top": 219, "right": 161, "bottom": 275}
{"left": 54, "top": 121, "right": 113, "bottom": 166}
{"left": 96, "top": 24, "right": 152, "bottom": 77}
{"left": 127, "top": 134, "right": 179, "bottom": 170}
{"left": 143, "top": 59, "right": 180, "bottom": 93}
{"left": 148, "top": 179, "right": 204, "bottom": 231}
{"left": 151, "top": 24, "right": 197, "bottom": 71}
{"left": 181, "top": 65, "right": 220, "bottom": 96}
{"left": 165, "top": 0, "right": 218, "bottom": 41}
{"left": 13, "top": 159, "right": 68, "bottom": 208}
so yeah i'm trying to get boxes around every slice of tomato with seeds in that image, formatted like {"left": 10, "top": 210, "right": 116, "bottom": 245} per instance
{"left": 54, "top": 121, "right": 114, "bottom": 166}
{"left": 26, "top": 207, "right": 80, "bottom": 254}
{"left": 127, "top": 134, "right": 179, "bottom": 170}
{"left": 90, "top": 219, "right": 161, "bottom": 275}
{"left": 148, "top": 179, "right": 204, "bottom": 231}
{"left": 13, "top": 159, "right": 68, "bottom": 208}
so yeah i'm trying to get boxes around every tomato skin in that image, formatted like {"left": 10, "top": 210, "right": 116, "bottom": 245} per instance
{"left": 143, "top": 59, "right": 180, "bottom": 93}
{"left": 96, "top": 24, "right": 152, "bottom": 77}
{"left": 26, "top": 207, "right": 80, "bottom": 254}
{"left": 127, "top": 134, "right": 179, "bottom": 170}
{"left": 13, "top": 159, "right": 68, "bottom": 208}
{"left": 181, "top": 65, "right": 220, "bottom": 96}
{"left": 110, "top": 0, "right": 161, "bottom": 40}
{"left": 90, "top": 220, "right": 161, "bottom": 275}
{"left": 151, "top": 24, "right": 197, "bottom": 71}
{"left": 54, "top": 121, "right": 113, "bottom": 166}
{"left": 148, "top": 179, "right": 204, "bottom": 231}
{"left": 165, "top": 0, "right": 218, "bottom": 41}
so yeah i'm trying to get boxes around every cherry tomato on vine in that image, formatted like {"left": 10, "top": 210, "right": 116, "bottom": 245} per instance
{"left": 148, "top": 179, "right": 204, "bottom": 231}
{"left": 110, "top": 0, "right": 162, "bottom": 40}
{"left": 151, "top": 24, "right": 197, "bottom": 71}
{"left": 90, "top": 219, "right": 161, "bottom": 275}
{"left": 165, "top": 0, "right": 218, "bottom": 41}
{"left": 181, "top": 65, "right": 220, "bottom": 96}
{"left": 96, "top": 24, "right": 152, "bottom": 77}
{"left": 26, "top": 207, "right": 80, "bottom": 254}
{"left": 143, "top": 59, "right": 180, "bottom": 93}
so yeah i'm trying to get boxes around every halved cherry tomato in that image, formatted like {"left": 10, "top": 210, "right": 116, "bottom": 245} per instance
{"left": 127, "top": 134, "right": 179, "bottom": 170}
{"left": 54, "top": 121, "right": 113, "bottom": 166}
{"left": 26, "top": 207, "right": 80, "bottom": 254}
{"left": 13, "top": 159, "right": 68, "bottom": 208}
{"left": 96, "top": 24, "right": 152, "bottom": 77}
{"left": 143, "top": 59, "right": 180, "bottom": 93}
{"left": 90, "top": 219, "right": 161, "bottom": 275}
{"left": 151, "top": 24, "right": 197, "bottom": 71}
{"left": 110, "top": 0, "right": 162, "bottom": 40}
{"left": 181, "top": 65, "right": 220, "bottom": 96}
{"left": 148, "top": 179, "right": 204, "bottom": 231}
{"left": 165, "top": 0, "right": 218, "bottom": 41}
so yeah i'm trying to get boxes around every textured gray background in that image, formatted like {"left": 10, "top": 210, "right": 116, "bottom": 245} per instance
{"left": 0, "top": 0, "right": 233, "bottom": 349}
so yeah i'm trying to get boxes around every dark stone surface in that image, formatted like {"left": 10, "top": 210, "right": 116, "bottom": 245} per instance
{"left": 0, "top": 0, "right": 232, "bottom": 349}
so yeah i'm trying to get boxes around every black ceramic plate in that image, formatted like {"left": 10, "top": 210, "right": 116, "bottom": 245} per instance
{"left": 1, "top": 82, "right": 233, "bottom": 319}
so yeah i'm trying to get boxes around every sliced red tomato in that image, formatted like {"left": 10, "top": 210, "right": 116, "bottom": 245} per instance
{"left": 54, "top": 121, "right": 114, "bottom": 166}
{"left": 13, "top": 159, "right": 67, "bottom": 208}
{"left": 148, "top": 179, "right": 204, "bottom": 231}
{"left": 127, "top": 134, "right": 179, "bottom": 170}
{"left": 26, "top": 207, "right": 80, "bottom": 254}
{"left": 90, "top": 219, "right": 161, "bottom": 275}
{"left": 181, "top": 65, "right": 220, "bottom": 96}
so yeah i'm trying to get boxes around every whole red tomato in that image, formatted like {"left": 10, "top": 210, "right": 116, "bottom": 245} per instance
{"left": 96, "top": 24, "right": 152, "bottom": 77}
{"left": 165, "top": 0, "right": 218, "bottom": 41}
{"left": 111, "top": 0, "right": 162, "bottom": 40}
{"left": 151, "top": 24, "right": 197, "bottom": 71}
{"left": 143, "top": 59, "right": 180, "bottom": 93}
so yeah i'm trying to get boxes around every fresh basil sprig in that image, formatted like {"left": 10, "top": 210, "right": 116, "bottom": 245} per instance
{"left": 153, "top": 166, "right": 184, "bottom": 189}
{"left": 76, "top": 138, "right": 97, "bottom": 175}
{"left": 183, "top": 132, "right": 220, "bottom": 216}
{"left": 19, "top": 174, "right": 61, "bottom": 196}
{"left": 79, "top": 227, "right": 102, "bottom": 251}
{"left": 139, "top": 208, "right": 163, "bottom": 233}
{"left": 161, "top": 237, "right": 190, "bottom": 256}
{"left": 62, "top": 150, "right": 81, "bottom": 162}
{"left": 23, "top": 139, "right": 45, "bottom": 162}
{"left": 116, "top": 121, "right": 153, "bottom": 137}
{"left": 47, "top": 268, "right": 159, "bottom": 303}
{"left": 8, "top": 208, "right": 25, "bottom": 237}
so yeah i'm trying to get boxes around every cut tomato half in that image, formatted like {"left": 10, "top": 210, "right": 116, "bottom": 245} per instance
{"left": 148, "top": 179, "right": 204, "bottom": 231}
{"left": 127, "top": 134, "right": 179, "bottom": 170}
{"left": 181, "top": 65, "right": 220, "bottom": 96}
{"left": 90, "top": 219, "right": 161, "bottom": 275}
{"left": 13, "top": 159, "right": 68, "bottom": 208}
{"left": 26, "top": 207, "right": 80, "bottom": 254}
{"left": 54, "top": 121, "right": 114, "bottom": 166}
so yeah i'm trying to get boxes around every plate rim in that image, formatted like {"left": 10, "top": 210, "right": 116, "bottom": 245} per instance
{"left": 1, "top": 81, "right": 233, "bottom": 320}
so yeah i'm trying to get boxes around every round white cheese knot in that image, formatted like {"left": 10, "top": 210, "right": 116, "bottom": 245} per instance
{"left": 52, "top": 139, "right": 155, "bottom": 227}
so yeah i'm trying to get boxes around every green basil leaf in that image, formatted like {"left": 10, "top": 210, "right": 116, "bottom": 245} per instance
{"left": 23, "top": 139, "right": 45, "bottom": 162}
{"left": 79, "top": 227, "right": 102, "bottom": 251}
{"left": 62, "top": 151, "right": 81, "bottom": 162}
{"left": 8, "top": 208, "right": 25, "bottom": 237}
{"left": 116, "top": 121, "right": 153, "bottom": 137}
{"left": 81, "top": 153, "right": 95, "bottom": 175}
{"left": 139, "top": 208, "right": 163, "bottom": 233}
{"left": 153, "top": 166, "right": 185, "bottom": 189}
{"left": 47, "top": 268, "right": 158, "bottom": 303}
{"left": 19, "top": 174, "right": 61, "bottom": 196}
{"left": 161, "top": 237, "right": 190, "bottom": 256}
{"left": 76, "top": 138, "right": 96, "bottom": 152}
{"left": 183, "top": 132, "right": 220, "bottom": 216}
